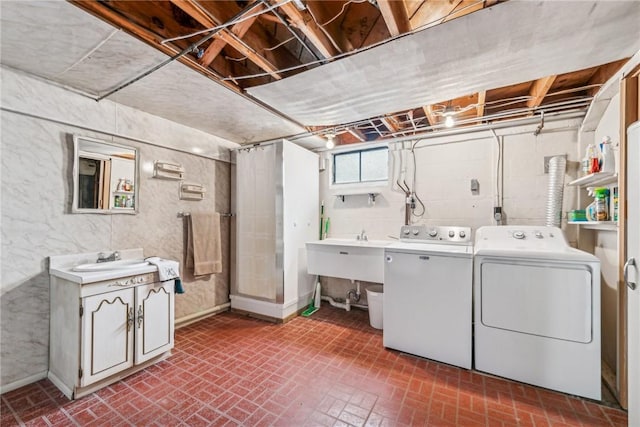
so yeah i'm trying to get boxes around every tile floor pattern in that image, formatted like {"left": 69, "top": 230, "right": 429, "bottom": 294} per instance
{"left": 1, "top": 306, "right": 628, "bottom": 427}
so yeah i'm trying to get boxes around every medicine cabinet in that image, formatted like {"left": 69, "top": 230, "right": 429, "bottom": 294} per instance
{"left": 72, "top": 135, "right": 139, "bottom": 214}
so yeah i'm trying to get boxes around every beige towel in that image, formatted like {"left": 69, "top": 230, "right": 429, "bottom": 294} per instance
{"left": 186, "top": 212, "right": 222, "bottom": 276}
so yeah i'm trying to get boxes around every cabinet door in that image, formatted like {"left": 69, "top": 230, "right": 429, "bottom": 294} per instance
{"left": 135, "top": 281, "right": 174, "bottom": 364}
{"left": 80, "top": 288, "right": 135, "bottom": 387}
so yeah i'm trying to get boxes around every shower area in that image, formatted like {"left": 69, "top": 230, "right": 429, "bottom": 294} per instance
{"left": 231, "top": 140, "right": 319, "bottom": 321}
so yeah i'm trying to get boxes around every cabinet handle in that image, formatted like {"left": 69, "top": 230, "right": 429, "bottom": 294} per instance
{"left": 137, "top": 305, "right": 144, "bottom": 329}
{"left": 127, "top": 307, "right": 134, "bottom": 332}
{"left": 624, "top": 257, "right": 637, "bottom": 290}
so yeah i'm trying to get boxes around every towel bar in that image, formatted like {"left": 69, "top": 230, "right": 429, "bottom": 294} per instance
{"left": 177, "top": 212, "right": 234, "bottom": 218}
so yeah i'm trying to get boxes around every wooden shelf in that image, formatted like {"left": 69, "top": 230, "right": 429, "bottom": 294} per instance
{"left": 567, "top": 172, "right": 617, "bottom": 188}
{"left": 568, "top": 221, "right": 618, "bottom": 231}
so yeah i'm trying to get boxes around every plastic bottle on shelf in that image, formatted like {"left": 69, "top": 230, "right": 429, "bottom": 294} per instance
{"left": 581, "top": 149, "right": 590, "bottom": 174}
{"left": 588, "top": 144, "right": 600, "bottom": 174}
{"left": 594, "top": 187, "right": 609, "bottom": 221}
{"left": 600, "top": 136, "right": 615, "bottom": 174}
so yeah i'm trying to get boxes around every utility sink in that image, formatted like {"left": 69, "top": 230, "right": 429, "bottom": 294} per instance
{"left": 72, "top": 259, "right": 149, "bottom": 272}
{"left": 306, "top": 238, "right": 392, "bottom": 283}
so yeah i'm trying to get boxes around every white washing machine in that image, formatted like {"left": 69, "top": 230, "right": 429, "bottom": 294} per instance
{"left": 384, "top": 225, "right": 473, "bottom": 369}
{"left": 474, "top": 226, "right": 601, "bottom": 400}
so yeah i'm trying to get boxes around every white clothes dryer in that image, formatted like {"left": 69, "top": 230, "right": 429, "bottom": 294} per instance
{"left": 474, "top": 226, "right": 601, "bottom": 400}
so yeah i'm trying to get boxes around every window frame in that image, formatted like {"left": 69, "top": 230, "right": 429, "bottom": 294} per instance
{"left": 332, "top": 146, "right": 389, "bottom": 186}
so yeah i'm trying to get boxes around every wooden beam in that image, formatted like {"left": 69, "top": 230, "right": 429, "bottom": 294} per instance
{"left": 376, "top": 0, "right": 410, "bottom": 36}
{"left": 170, "top": 0, "right": 281, "bottom": 80}
{"left": 275, "top": 1, "right": 339, "bottom": 58}
{"left": 199, "top": 6, "right": 262, "bottom": 67}
{"left": 347, "top": 129, "right": 367, "bottom": 142}
{"left": 587, "top": 58, "right": 629, "bottom": 96}
{"left": 422, "top": 105, "right": 438, "bottom": 127}
{"left": 380, "top": 116, "right": 401, "bottom": 133}
{"left": 526, "top": 75, "right": 557, "bottom": 108}
{"left": 476, "top": 91, "right": 486, "bottom": 118}
{"left": 68, "top": 0, "right": 241, "bottom": 93}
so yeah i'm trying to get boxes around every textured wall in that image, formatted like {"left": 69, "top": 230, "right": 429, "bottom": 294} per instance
{"left": 0, "top": 68, "right": 233, "bottom": 389}
{"left": 319, "top": 124, "right": 581, "bottom": 302}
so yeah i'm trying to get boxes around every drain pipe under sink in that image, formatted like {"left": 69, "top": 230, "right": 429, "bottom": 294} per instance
{"left": 320, "top": 279, "right": 368, "bottom": 312}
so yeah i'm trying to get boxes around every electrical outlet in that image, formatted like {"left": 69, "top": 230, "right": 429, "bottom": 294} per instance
{"left": 493, "top": 206, "right": 503, "bottom": 222}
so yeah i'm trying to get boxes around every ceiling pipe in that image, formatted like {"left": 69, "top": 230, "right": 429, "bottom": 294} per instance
{"left": 302, "top": 110, "right": 586, "bottom": 152}
{"left": 96, "top": 1, "right": 265, "bottom": 101}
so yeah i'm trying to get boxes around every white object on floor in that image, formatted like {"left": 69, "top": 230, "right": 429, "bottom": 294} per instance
{"left": 366, "top": 285, "right": 383, "bottom": 330}
{"left": 473, "top": 225, "right": 601, "bottom": 400}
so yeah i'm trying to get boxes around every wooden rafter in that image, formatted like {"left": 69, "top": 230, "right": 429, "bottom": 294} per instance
{"left": 275, "top": 1, "right": 340, "bottom": 59}
{"left": 587, "top": 58, "right": 629, "bottom": 96}
{"left": 422, "top": 105, "right": 438, "bottom": 127}
{"left": 347, "top": 129, "right": 367, "bottom": 142}
{"left": 476, "top": 91, "right": 486, "bottom": 118}
{"left": 380, "top": 116, "right": 401, "bottom": 133}
{"left": 199, "top": 6, "right": 263, "bottom": 67}
{"left": 170, "top": 0, "right": 282, "bottom": 80}
{"left": 526, "top": 75, "right": 557, "bottom": 108}
{"left": 68, "top": 0, "right": 241, "bottom": 93}
{"left": 377, "top": 0, "right": 410, "bottom": 36}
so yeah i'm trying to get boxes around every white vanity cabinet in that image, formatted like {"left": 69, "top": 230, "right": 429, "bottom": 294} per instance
{"left": 48, "top": 265, "right": 174, "bottom": 399}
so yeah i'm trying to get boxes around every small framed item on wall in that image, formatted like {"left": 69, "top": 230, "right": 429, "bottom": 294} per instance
{"left": 180, "top": 182, "right": 205, "bottom": 200}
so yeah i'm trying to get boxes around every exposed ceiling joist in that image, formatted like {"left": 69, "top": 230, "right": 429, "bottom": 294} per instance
{"left": 376, "top": 0, "right": 410, "bottom": 36}
{"left": 526, "top": 75, "right": 557, "bottom": 108}
{"left": 422, "top": 105, "right": 438, "bottom": 127}
{"left": 170, "top": 0, "right": 282, "bottom": 80}
{"left": 587, "top": 58, "right": 629, "bottom": 96}
{"left": 199, "top": 6, "right": 263, "bottom": 67}
{"left": 476, "top": 91, "right": 486, "bottom": 118}
{"left": 69, "top": 0, "right": 241, "bottom": 93}
{"left": 274, "top": 1, "right": 340, "bottom": 58}
{"left": 380, "top": 115, "right": 401, "bottom": 132}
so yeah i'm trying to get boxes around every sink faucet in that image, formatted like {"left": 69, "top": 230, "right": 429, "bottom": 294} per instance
{"left": 357, "top": 229, "right": 368, "bottom": 241}
{"left": 97, "top": 251, "right": 120, "bottom": 263}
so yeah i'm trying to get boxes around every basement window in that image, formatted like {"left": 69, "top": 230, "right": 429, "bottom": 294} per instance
{"left": 333, "top": 147, "right": 388, "bottom": 185}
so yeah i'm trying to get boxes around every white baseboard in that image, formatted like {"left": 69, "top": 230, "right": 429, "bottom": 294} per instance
{"left": 0, "top": 371, "right": 48, "bottom": 394}
{"left": 230, "top": 293, "right": 312, "bottom": 320}
{"left": 175, "top": 302, "right": 231, "bottom": 329}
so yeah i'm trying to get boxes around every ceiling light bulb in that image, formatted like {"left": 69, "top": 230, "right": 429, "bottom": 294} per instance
{"left": 444, "top": 115, "right": 455, "bottom": 128}
{"left": 325, "top": 135, "right": 335, "bottom": 149}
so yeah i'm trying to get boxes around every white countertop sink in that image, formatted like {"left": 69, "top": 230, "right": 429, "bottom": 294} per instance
{"left": 306, "top": 238, "right": 392, "bottom": 282}
{"left": 72, "top": 259, "right": 150, "bottom": 272}
{"left": 308, "top": 238, "right": 393, "bottom": 248}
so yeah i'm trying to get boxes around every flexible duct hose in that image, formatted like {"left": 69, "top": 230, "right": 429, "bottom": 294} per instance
{"left": 545, "top": 156, "right": 566, "bottom": 227}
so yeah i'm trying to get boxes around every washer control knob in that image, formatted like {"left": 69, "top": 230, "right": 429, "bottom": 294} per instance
{"left": 403, "top": 228, "right": 410, "bottom": 235}
{"left": 535, "top": 232, "right": 543, "bottom": 239}
{"left": 459, "top": 231, "right": 466, "bottom": 238}
{"left": 448, "top": 230, "right": 455, "bottom": 238}
{"left": 428, "top": 229, "right": 438, "bottom": 237}
{"left": 412, "top": 228, "right": 420, "bottom": 236}
{"left": 513, "top": 231, "right": 525, "bottom": 239}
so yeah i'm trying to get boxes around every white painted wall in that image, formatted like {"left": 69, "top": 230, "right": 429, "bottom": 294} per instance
{"left": 0, "top": 67, "right": 235, "bottom": 390}
{"left": 318, "top": 120, "right": 582, "bottom": 302}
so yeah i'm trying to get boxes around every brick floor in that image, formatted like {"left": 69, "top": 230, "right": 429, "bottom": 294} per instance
{"left": 1, "top": 306, "right": 627, "bottom": 426}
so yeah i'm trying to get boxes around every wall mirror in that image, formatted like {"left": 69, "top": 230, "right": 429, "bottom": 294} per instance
{"left": 72, "top": 135, "right": 139, "bottom": 214}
